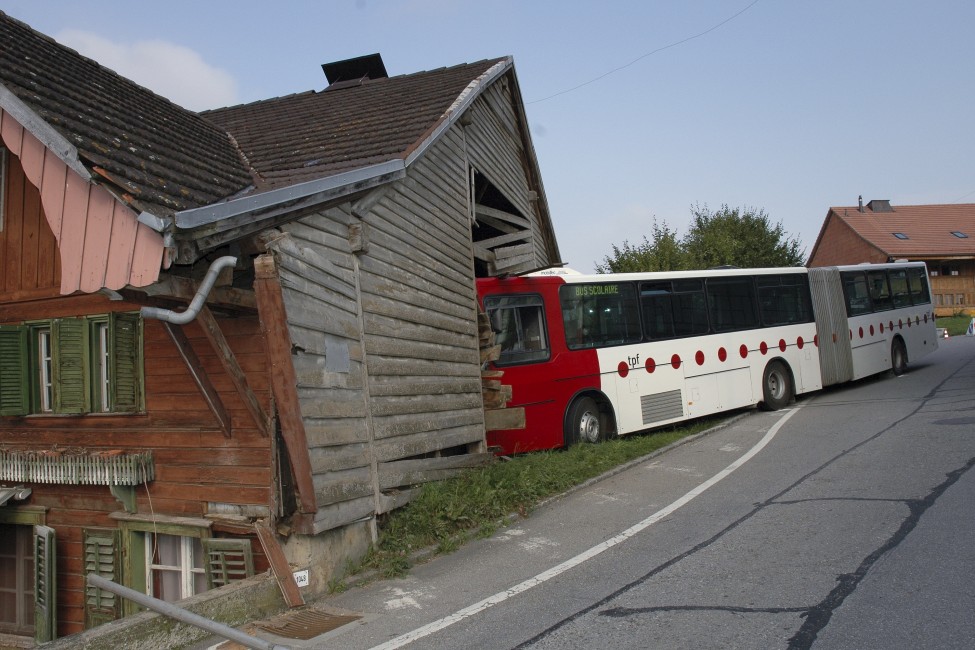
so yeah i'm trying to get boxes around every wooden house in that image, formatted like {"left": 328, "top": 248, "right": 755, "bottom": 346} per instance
{"left": 0, "top": 12, "right": 559, "bottom": 646}
{"left": 807, "top": 199, "right": 975, "bottom": 316}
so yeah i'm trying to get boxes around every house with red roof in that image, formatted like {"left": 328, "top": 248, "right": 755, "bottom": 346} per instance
{"left": 0, "top": 11, "right": 559, "bottom": 646}
{"left": 807, "top": 198, "right": 975, "bottom": 315}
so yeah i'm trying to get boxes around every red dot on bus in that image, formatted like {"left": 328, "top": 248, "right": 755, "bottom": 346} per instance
{"left": 899, "top": 319, "right": 903, "bottom": 329}
{"left": 739, "top": 344, "right": 748, "bottom": 359}
{"left": 814, "top": 334, "right": 819, "bottom": 347}
{"left": 718, "top": 347, "right": 728, "bottom": 361}
{"left": 869, "top": 325, "right": 875, "bottom": 336}
{"left": 618, "top": 361, "right": 629, "bottom": 378}
{"left": 695, "top": 350, "right": 705, "bottom": 365}
{"left": 760, "top": 341, "right": 768, "bottom": 355}
{"left": 646, "top": 358, "right": 656, "bottom": 373}
{"left": 858, "top": 326, "right": 864, "bottom": 339}
{"left": 778, "top": 339, "right": 787, "bottom": 352}
{"left": 916, "top": 316, "right": 920, "bottom": 325}
{"left": 907, "top": 318, "right": 912, "bottom": 328}
{"left": 924, "top": 313, "right": 928, "bottom": 323}
{"left": 671, "top": 354, "right": 682, "bottom": 369}
{"left": 797, "top": 337, "right": 804, "bottom": 350}
{"left": 880, "top": 322, "right": 885, "bottom": 333}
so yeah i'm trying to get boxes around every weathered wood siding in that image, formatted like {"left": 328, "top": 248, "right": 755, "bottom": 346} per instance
{"left": 271, "top": 210, "right": 374, "bottom": 533}
{"left": 464, "top": 78, "right": 551, "bottom": 269}
{"left": 360, "top": 127, "right": 485, "bottom": 464}
{"left": 270, "top": 126, "right": 490, "bottom": 533}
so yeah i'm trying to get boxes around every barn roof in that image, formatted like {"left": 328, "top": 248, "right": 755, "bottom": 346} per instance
{"left": 202, "top": 58, "right": 506, "bottom": 191}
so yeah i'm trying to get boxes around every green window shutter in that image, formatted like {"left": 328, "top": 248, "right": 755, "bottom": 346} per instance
{"left": 202, "top": 538, "right": 255, "bottom": 589}
{"left": 110, "top": 312, "right": 143, "bottom": 412}
{"left": 34, "top": 525, "right": 57, "bottom": 643}
{"left": 0, "top": 325, "right": 29, "bottom": 415}
{"left": 53, "top": 317, "right": 89, "bottom": 413}
{"left": 83, "top": 528, "right": 121, "bottom": 628}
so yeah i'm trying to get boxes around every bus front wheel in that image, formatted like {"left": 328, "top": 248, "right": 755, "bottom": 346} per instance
{"left": 760, "top": 361, "right": 792, "bottom": 411}
{"left": 891, "top": 338, "right": 908, "bottom": 376}
{"left": 565, "top": 396, "right": 602, "bottom": 445}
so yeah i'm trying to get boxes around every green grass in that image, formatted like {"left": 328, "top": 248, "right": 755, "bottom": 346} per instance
{"left": 339, "top": 418, "right": 723, "bottom": 587}
{"left": 937, "top": 313, "right": 973, "bottom": 336}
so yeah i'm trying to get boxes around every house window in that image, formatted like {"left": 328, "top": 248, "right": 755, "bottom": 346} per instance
{"left": 146, "top": 533, "right": 207, "bottom": 602}
{"left": 892, "top": 232, "right": 909, "bottom": 240}
{"left": 34, "top": 327, "right": 54, "bottom": 413}
{"left": 951, "top": 231, "right": 969, "bottom": 238}
{"left": 0, "top": 313, "right": 143, "bottom": 416}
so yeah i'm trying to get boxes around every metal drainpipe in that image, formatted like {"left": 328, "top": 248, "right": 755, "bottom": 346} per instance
{"left": 140, "top": 256, "right": 237, "bottom": 324}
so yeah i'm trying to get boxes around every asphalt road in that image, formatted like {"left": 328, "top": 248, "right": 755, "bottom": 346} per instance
{"left": 297, "top": 336, "right": 975, "bottom": 650}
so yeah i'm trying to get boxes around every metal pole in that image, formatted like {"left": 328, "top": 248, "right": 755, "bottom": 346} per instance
{"left": 86, "top": 574, "right": 288, "bottom": 650}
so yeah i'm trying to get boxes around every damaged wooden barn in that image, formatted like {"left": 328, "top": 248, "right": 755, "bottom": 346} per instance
{"left": 0, "top": 11, "right": 559, "bottom": 645}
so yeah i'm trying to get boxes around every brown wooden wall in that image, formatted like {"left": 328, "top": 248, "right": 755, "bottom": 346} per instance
{"left": 0, "top": 151, "right": 61, "bottom": 299}
{"left": 1, "top": 291, "right": 275, "bottom": 636}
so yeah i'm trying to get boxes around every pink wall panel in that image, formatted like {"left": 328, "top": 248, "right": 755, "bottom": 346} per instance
{"left": 79, "top": 185, "right": 114, "bottom": 293}
{"left": 40, "top": 149, "right": 68, "bottom": 241}
{"left": 0, "top": 110, "right": 24, "bottom": 156}
{"left": 0, "top": 110, "right": 165, "bottom": 294}
{"left": 103, "top": 201, "right": 137, "bottom": 290}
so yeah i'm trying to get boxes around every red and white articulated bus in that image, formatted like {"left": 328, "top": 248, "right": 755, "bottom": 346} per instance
{"left": 477, "top": 262, "right": 938, "bottom": 455}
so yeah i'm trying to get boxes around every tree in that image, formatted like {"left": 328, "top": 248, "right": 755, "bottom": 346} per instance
{"left": 595, "top": 219, "right": 687, "bottom": 273}
{"left": 597, "top": 205, "right": 804, "bottom": 273}
{"left": 683, "top": 204, "right": 805, "bottom": 269}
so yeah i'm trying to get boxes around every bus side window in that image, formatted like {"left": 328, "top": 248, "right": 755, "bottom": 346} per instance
{"left": 757, "top": 274, "right": 813, "bottom": 326}
{"left": 707, "top": 277, "right": 758, "bottom": 332}
{"left": 889, "top": 270, "right": 911, "bottom": 308}
{"left": 842, "top": 272, "right": 872, "bottom": 316}
{"left": 672, "top": 280, "right": 708, "bottom": 337}
{"left": 640, "top": 282, "right": 675, "bottom": 339}
{"left": 907, "top": 267, "right": 931, "bottom": 304}
{"left": 867, "top": 270, "right": 893, "bottom": 311}
{"left": 559, "top": 283, "right": 640, "bottom": 349}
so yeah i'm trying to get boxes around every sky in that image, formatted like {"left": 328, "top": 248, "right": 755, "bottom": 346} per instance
{"left": 4, "top": 0, "right": 974, "bottom": 273}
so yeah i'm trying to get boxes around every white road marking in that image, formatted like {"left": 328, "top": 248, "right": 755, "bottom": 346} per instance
{"left": 369, "top": 408, "right": 799, "bottom": 650}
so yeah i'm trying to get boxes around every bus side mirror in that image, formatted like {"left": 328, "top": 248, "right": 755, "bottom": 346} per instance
{"left": 490, "top": 310, "right": 503, "bottom": 334}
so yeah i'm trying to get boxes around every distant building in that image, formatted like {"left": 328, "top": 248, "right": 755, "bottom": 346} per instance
{"left": 807, "top": 199, "right": 975, "bottom": 315}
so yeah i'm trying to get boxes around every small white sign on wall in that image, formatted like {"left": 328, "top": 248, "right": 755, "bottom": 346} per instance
{"left": 293, "top": 570, "right": 310, "bottom": 588}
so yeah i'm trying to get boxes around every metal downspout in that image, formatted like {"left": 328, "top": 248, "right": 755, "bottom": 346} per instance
{"left": 140, "top": 256, "right": 237, "bottom": 324}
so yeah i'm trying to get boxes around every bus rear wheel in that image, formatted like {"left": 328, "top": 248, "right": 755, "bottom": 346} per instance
{"left": 891, "top": 338, "right": 908, "bottom": 376}
{"left": 565, "top": 396, "right": 602, "bottom": 445}
{"left": 760, "top": 360, "right": 792, "bottom": 411}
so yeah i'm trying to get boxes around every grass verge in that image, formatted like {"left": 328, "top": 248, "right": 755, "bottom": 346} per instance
{"left": 938, "top": 314, "right": 973, "bottom": 336}
{"left": 338, "top": 417, "right": 724, "bottom": 588}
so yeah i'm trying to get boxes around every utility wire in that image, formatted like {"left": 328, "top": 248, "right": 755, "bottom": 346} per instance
{"left": 527, "top": 0, "right": 762, "bottom": 105}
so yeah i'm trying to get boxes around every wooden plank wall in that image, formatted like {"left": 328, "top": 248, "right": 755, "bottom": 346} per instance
{"left": 271, "top": 211, "right": 375, "bottom": 534}
{"left": 269, "top": 126, "right": 493, "bottom": 534}
{"left": 463, "top": 77, "right": 551, "bottom": 270}
{"left": 0, "top": 150, "right": 61, "bottom": 300}
{"left": 359, "top": 128, "right": 486, "bottom": 479}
